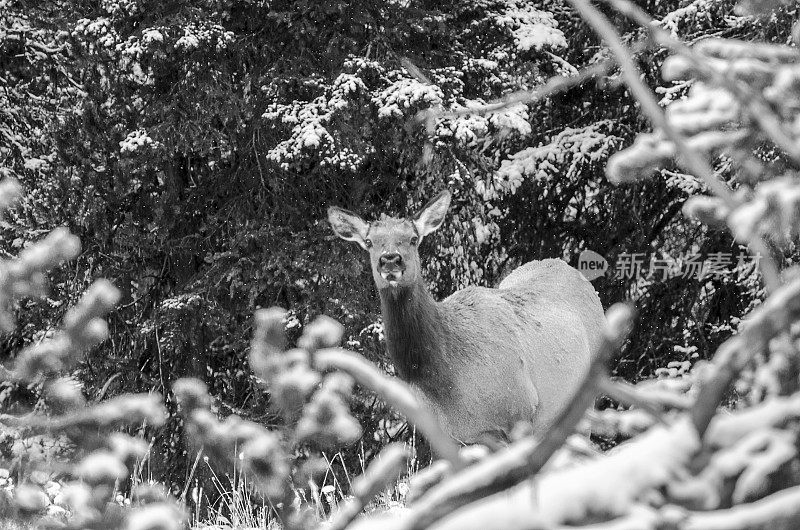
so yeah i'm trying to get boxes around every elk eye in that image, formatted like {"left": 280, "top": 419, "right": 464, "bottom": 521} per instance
{"left": 410, "top": 236, "right": 419, "bottom": 245}
{"left": 365, "top": 239, "right": 373, "bottom": 248}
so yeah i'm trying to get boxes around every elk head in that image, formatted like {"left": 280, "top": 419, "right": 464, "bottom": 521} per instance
{"left": 328, "top": 191, "right": 451, "bottom": 291}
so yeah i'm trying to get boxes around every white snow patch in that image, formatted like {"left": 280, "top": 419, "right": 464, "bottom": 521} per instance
{"left": 494, "top": 2, "right": 567, "bottom": 52}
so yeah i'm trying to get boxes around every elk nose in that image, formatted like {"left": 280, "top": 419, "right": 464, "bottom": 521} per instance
{"left": 379, "top": 252, "right": 403, "bottom": 269}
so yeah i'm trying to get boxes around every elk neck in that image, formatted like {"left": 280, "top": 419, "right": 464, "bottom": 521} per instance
{"left": 378, "top": 278, "right": 447, "bottom": 387}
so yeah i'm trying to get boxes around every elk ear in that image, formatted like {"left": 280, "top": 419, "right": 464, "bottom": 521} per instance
{"left": 328, "top": 207, "right": 370, "bottom": 249}
{"left": 414, "top": 191, "right": 451, "bottom": 238}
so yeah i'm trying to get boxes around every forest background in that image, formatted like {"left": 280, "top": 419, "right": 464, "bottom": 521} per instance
{"left": 2, "top": 0, "right": 797, "bottom": 493}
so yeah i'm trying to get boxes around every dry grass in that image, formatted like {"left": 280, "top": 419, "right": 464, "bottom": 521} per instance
{"left": 187, "top": 443, "right": 415, "bottom": 529}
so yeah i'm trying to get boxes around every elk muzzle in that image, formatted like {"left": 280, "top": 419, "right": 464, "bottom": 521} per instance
{"left": 378, "top": 252, "right": 405, "bottom": 285}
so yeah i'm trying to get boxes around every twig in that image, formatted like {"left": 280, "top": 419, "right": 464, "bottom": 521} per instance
{"left": 394, "top": 304, "right": 635, "bottom": 530}
{"left": 313, "top": 348, "right": 464, "bottom": 469}
{"left": 566, "top": 0, "right": 781, "bottom": 292}
{"left": 94, "top": 372, "right": 121, "bottom": 402}
{"left": 415, "top": 59, "right": 615, "bottom": 122}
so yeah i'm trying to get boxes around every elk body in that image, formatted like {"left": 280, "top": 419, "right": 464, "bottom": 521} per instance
{"left": 328, "top": 191, "right": 605, "bottom": 443}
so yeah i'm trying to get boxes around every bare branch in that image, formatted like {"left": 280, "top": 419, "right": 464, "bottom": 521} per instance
{"left": 415, "top": 59, "right": 615, "bottom": 122}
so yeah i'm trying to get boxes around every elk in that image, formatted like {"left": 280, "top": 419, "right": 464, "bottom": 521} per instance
{"left": 328, "top": 191, "right": 605, "bottom": 443}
